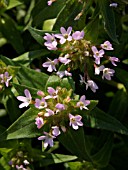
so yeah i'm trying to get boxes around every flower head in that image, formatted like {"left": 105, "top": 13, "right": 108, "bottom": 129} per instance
{"left": 58, "top": 56, "right": 71, "bottom": 65}
{"left": 56, "top": 70, "right": 72, "bottom": 78}
{"left": 86, "top": 80, "right": 98, "bottom": 93}
{"left": 38, "top": 132, "right": 56, "bottom": 148}
{"left": 109, "top": 57, "right": 120, "bottom": 66}
{"left": 109, "top": 3, "right": 118, "bottom": 7}
{"left": 35, "top": 98, "right": 47, "bottom": 109}
{"left": 52, "top": 126, "right": 60, "bottom": 136}
{"left": 17, "top": 89, "right": 32, "bottom": 108}
{"left": 77, "top": 95, "right": 90, "bottom": 110}
{"left": 69, "top": 113, "right": 83, "bottom": 130}
{"left": 55, "top": 103, "right": 65, "bottom": 111}
{"left": 95, "top": 65, "right": 105, "bottom": 75}
{"left": 0, "top": 72, "right": 12, "bottom": 87}
{"left": 45, "top": 87, "right": 58, "bottom": 99}
{"left": 72, "top": 31, "right": 84, "bottom": 40}
{"left": 35, "top": 117, "right": 44, "bottom": 129}
{"left": 101, "top": 41, "right": 114, "bottom": 50}
{"left": 91, "top": 46, "right": 104, "bottom": 65}
{"left": 55, "top": 27, "right": 72, "bottom": 44}
{"left": 102, "top": 68, "right": 115, "bottom": 80}
{"left": 42, "top": 58, "right": 58, "bottom": 72}
{"left": 44, "top": 109, "right": 54, "bottom": 117}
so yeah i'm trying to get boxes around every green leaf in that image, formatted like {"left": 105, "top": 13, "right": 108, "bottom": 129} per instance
{"left": 12, "top": 49, "right": 50, "bottom": 66}
{"left": 99, "top": 0, "right": 118, "bottom": 43}
{"left": 45, "top": 75, "right": 75, "bottom": 91}
{"left": 92, "top": 134, "right": 113, "bottom": 168}
{"left": 87, "top": 107, "right": 128, "bottom": 135}
{"left": 108, "top": 90, "right": 128, "bottom": 120}
{"left": 58, "top": 127, "right": 92, "bottom": 161}
{"left": 0, "top": 15, "right": 24, "bottom": 54}
{"left": 17, "top": 66, "right": 49, "bottom": 91}
{"left": 32, "top": 0, "right": 66, "bottom": 27}
{"left": 28, "top": 27, "right": 56, "bottom": 45}
{"left": 53, "top": 0, "right": 84, "bottom": 30}
{"left": 7, "top": 0, "right": 23, "bottom": 9}
{"left": 0, "top": 55, "right": 14, "bottom": 66}
{"left": 115, "top": 68, "right": 128, "bottom": 91}
{"left": 0, "top": 108, "right": 40, "bottom": 140}
{"left": 39, "top": 153, "right": 77, "bottom": 167}
{"left": 2, "top": 92, "right": 21, "bottom": 122}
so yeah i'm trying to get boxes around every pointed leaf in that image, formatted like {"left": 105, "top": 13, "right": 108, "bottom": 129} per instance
{"left": 99, "top": 0, "right": 118, "bottom": 43}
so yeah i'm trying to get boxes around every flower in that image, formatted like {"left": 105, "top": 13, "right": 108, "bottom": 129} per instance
{"left": 79, "top": 74, "right": 86, "bottom": 84}
{"left": 58, "top": 56, "right": 71, "bottom": 65}
{"left": 109, "top": 57, "right": 120, "bottom": 66}
{"left": 44, "top": 109, "right": 54, "bottom": 117}
{"left": 38, "top": 132, "right": 56, "bottom": 148}
{"left": 35, "top": 117, "right": 44, "bottom": 129}
{"left": 55, "top": 27, "right": 72, "bottom": 44}
{"left": 77, "top": 95, "right": 90, "bottom": 110}
{"left": 44, "top": 33, "right": 57, "bottom": 50}
{"left": 72, "top": 31, "right": 84, "bottom": 40}
{"left": 23, "top": 160, "right": 30, "bottom": 165}
{"left": 86, "top": 80, "right": 98, "bottom": 93}
{"left": 56, "top": 70, "right": 72, "bottom": 78}
{"left": 35, "top": 98, "right": 47, "bottom": 109}
{"left": 44, "top": 41, "right": 57, "bottom": 50}
{"left": 52, "top": 126, "right": 60, "bottom": 136}
{"left": 95, "top": 65, "right": 105, "bottom": 75}
{"left": 102, "top": 68, "right": 115, "bottom": 80}
{"left": 0, "top": 72, "right": 12, "bottom": 87}
{"left": 69, "top": 113, "right": 83, "bottom": 130}
{"left": 109, "top": 3, "right": 118, "bottom": 7}
{"left": 45, "top": 87, "right": 58, "bottom": 99}
{"left": 42, "top": 58, "right": 58, "bottom": 72}
{"left": 17, "top": 89, "right": 32, "bottom": 108}
{"left": 101, "top": 41, "right": 114, "bottom": 50}
{"left": 91, "top": 46, "right": 104, "bottom": 64}
{"left": 55, "top": 103, "right": 65, "bottom": 111}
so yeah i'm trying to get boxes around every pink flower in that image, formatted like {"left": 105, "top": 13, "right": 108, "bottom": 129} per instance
{"left": 0, "top": 72, "right": 12, "bottom": 87}
{"left": 95, "top": 65, "right": 105, "bottom": 75}
{"left": 69, "top": 113, "right": 83, "bottom": 130}
{"left": 44, "top": 41, "right": 57, "bottom": 50}
{"left": 52, "top": 126, "right": 60, "bottom": 136}
{"left": 44, "top": 109, "right": 54, "bottom": 117}
{"left": 45, "top": 87, "right": 58, "bottom": 99}
{"left": 102, "top": 68, "right": 115, "bottom": 80}
{"left": 34, "top": 98, "right": 47, "bottom": 109}
{"left": 58, "top": 56, "right": 71, "bottom": 65}
{"left": 72, "top": 31, "right": 84, "bottom": 40}
{"left": 109, "top": 3, "right": 118, "bottom": 7}
{"left": 44, "top": 33, "right": 57, "bottom": 50}
{"left": 56, "top": 70, "right": 72, "bottom": 78}
{"left": 101, "top": 41, "right": 114, "bottom": 50}
{"left": 38, "top": 132, "right": 56, "bottom": 148}
{"left": 79, "top": 74, "right": 86, "bottom": 84}
{"left": 17, "top": 89, "right": 32, "bottom": 108}
{"left": 42, "top": 58, "right": 58, "bottom": 72}
{"left": 55, "top": 103, "right": 65, "bottom": 111}
{"left": 86, "top": 80, "right": 98, "bottom": 93}
{"left": 77, "top": 95, "right": 90, "bottom": 110}
{"left": 35, "top": 117, "right": 44, "bottom": 129}
{"left": 109, "top": 57, "right": 120, "bottom": 66}
{"left": 47, "top": 0, "right": 52, "bottom": 6}
{"left": 91, "top": 46, "right": 104, "bottom": 64}
{"left": 55, "top": 27, "right": 72, "bottom": 44}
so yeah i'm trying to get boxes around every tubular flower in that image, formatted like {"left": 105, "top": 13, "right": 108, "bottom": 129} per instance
{"left": 69, "top": 113, "right": 83, "bottom": 130}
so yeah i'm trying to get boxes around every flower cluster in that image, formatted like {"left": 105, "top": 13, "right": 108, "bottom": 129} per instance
{"left": 17, "top": 87, "right": 90, "bottom": 148}
{"left": 0, "top": 71, "right": 12, "bottom": 89}
{"left": 8, "top": 151, "right": 32, "bottom": 170}
{"left": 43, "top": 27, "right": 120, "bottom": 93}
